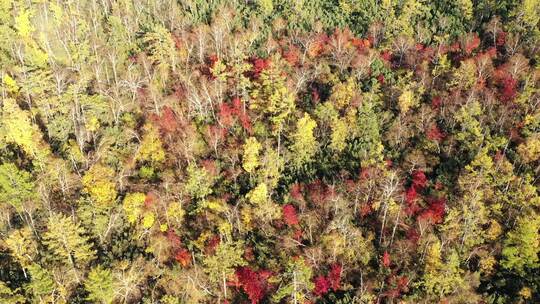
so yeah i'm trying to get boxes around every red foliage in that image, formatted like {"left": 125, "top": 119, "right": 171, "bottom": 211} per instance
{"left": 250, "top": 57, "right": 271, "bottom": 79}
{"left": 236, "top": 267, "right": 270, "bottom": 304}
{"left": 201, "top": 159, "right": 217, "bottom": 177}
{"left": 290, "top": 183, "right": 305, "bottom": 202}
{"left": 449, "top": 42, "right": 461, "bottom": 52}
{"left": 431, "top": 96, "right": 442, "bottom": 109}
{"left": 244, "top": 246, "right": 255, "bottom": 262}
{"left": 411, "top": 170, "right": 427, "bottom": 190}
{"left": 158, "top": 106, "right": 178, "bottom": 133}
{"left": 201, "top": 54, "right": 219, "bottom": 79}
{"left": 405, "top": 187, "right": 417, "bottom": 205}
{"left": 205, "top": 235, "right": 221, "bottom": 254}
{"left": 418, "top": 197, "right": 446, "bottom": 224}
{"left": 307, "top": 33, "right": 329, "bottom": 57}
{"left": 360, "top": 203, "right": 373, "bottom": 217}
{"left": 144, "top": 192, "right": 157, "bottom": 208}
{"left": 486, "top": 47, "right": 497, "bottom": 58}
{"left": 397, "top": 276, "right": 409, "bottom": 290}
{"left": 381, "top": 51, "right": 392, "bottom": 62}
{"left": 377, "top": 74, "right": 385, "bottom": 85}
{"left": 406, "top": 228, "right": 420, "bottom": 243}
{"left": 328, "top": 263, "right": 342, "bottom": 291}
{"left": 311, "top": 88, "right": 320, "bottom": 102}
{"left": 174, "top": 248, "right": 191, "bottom": 267}
{"left": 496, "top": 31, "right": 507, "bottom": 46}
{"left": 283, "top": 204, "right": 299, "bottom": 226}
{"left": 405, "top": 187, "right": 421, "bottom": 216}
{"left": 351, "top": 37, "right": 371, "bottom": 52}
{"left": 218, "top": 102, "right": 235, "bottom": 128}
{"left": 463, "top": 34, "right": 481, "bottom": 55}
{"left": 500, "top": 76, "right": 518, "bottom": 102}
{"left": 426, "top": 124, "right": 445, "bottom": 142}
{"left": 313, "top": 275, "right": 330, "bottom": 296}
{"left": 217, "top": 97, "right": 252, "bottom": 133}
{"left": 382, "top": 251, "right": 391, "bottom": 268}
{"left": 166, "top": 229, "right": 182, "bottom": 248}
{"left": 293, "top": 229, "right": 303, "bottom": 241}
{"left": 283, "top": 46, "right": 300, "bottom": 66}
{"left": 306, "top": 180, "right": 331, "bottom": 205}
{"left": 360, "top": 167, "right": 372, "bottom": 180}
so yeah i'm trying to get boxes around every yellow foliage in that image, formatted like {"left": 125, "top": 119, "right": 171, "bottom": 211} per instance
{"left": 290, "top": 113, "right": 317, "bottom": 167}
{"left": 142, "top": 213, "right": 155, "bottom": 229}
{"left": 2, "top": 74, "right": 19, "bottom": 93}
{"left": 166, "top": 202, "right": 185, "bottom": 225}
{"left": 160, "top": 223, "right": 168, "bottom": 232}
{"left": 522, "top": 0, "right": 540, "bottom": 28}
{"left": 250, "top": 60, "right": 295, "bottom": 127}
{"left": 242, "top": 137, "right": 262, "bottom": 173}
{"left": 398, "top": 89, "right": 417, "bottom": 113}
{"left": 247, "top": 183, "right": 268, "bottom": 205}
{"left": 82, "top": 164, "right": 117, "bottom": 206}
{"left": 1, "top": 98, "right": 49, "bottom": 164}
{"left": 122, "top": 192, "right": 146, "bottom": 224}
{"left": 15, "top": 9, "right": 34, "bottom": 38}
{"left": 137, "top": 123, "right": 165, "bottom": 164}
{"left": 517, "top": 135, "right": 540, "bottom": 163}
{"left": 330, "top": 117, "right": 348, "bottom": 152}
{"left": 480, "top": 256, "right": 496, "bottom": 274}
{"left": 330, "top": 78, "right": 356, "bottom": 110}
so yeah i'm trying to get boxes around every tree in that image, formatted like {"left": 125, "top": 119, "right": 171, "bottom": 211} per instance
{"left": 242, "top": 137, "right": 262, "bottom": 173}
{"left": 501, "top": 216, "right": 540, "bottom": 275}
{"left": 185, "top": 163, "right": 213, "bottom": 200}
{"left": 81, "top": 164, "right": 117, "bottom": 207}
{"left": 0, "top": 163, "right": 36, "bottom": 212}
{"left": 273, "top": 258, "right": 314, "bottom": 304}
{"left": 203, "top": 240, "right": 246, "bottom": 299}
{"left": 290, "top": 113, "right": 317, "bottom": 168}
{"left": 42, "top": 213, "right": 96, "bottom": 272}
{"left": 250, "top": 58, "right": 295, "bottom": 129}
{"left": 85, "top": 266, "right": 115, "bottom": 304}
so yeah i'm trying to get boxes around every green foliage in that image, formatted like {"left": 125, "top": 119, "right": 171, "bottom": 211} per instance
{"left": 42, "top": 214, "right": 96, "bottom": 268}
{"left": 85, "top": 266, "right": 115, "bottom": 304}
{"left": 250, "top": 60, "right": 296, "bottom": 128}
{"left": 0, "top": 163, "right": 36, "bottom": 211}
{"left": 501, "top": 216, "right": 540, "bottom": 275}
{"left": 273, "top": 257, "right": 314, "bottom": 303}
{"left": 203, "top": 240, "right": 246, "bottom": 285}
{"left": 185, "top": 163, "right": 213, "bottom": 200}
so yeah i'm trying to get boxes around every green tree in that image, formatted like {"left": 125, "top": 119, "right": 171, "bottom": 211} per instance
{"left": 501, "top": 216, "right": 540, "bottom": 275}
{"left": 85, "top": 266, "right": 115, "bottom": 304}
{"left": 42, "top": 213, "right": 96, "bottom": 271}
{"left": 273, "top": 257, "right": 314, "bottom": 303}
{"left": 0, "top": 163, "right": 36, "bottom": 212}
{"left": 203, "top": 240, "right": 246, "bottom": 299}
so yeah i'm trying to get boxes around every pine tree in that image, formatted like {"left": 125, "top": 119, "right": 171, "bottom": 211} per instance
{"left": 42, "top": 213, "right": 96, "bottom": 270}
{"left": 85, "top": 266, "right": 115, "bottom": 304}
{"left": 0, "top": 163, "right": 36, "bottom": 212}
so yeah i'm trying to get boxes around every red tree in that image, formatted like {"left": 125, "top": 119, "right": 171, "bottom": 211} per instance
{"left": 382, "top": 251, "right": 391, "bottom": 268}
{"left": 235, "top": 267, "right": 271, "bottom": 304}
{"left": 283, "top": 204, "right": 299, "bottom": 226}
{"left": 313, "top": 275, "right": 330, "bottom": 296}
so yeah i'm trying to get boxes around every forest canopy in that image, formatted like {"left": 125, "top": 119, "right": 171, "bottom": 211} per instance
{"left": 0, "top": 0, "right": 539, "bottom": 303}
